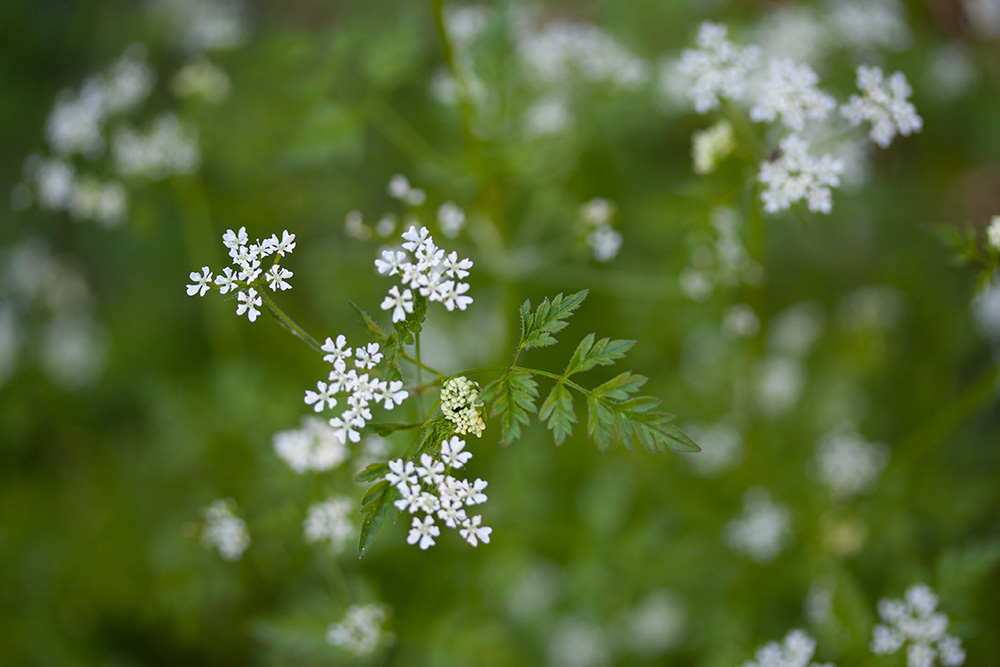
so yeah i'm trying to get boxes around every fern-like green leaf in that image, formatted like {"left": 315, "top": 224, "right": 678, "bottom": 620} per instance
{"left": 539, "top": 381, "right": 576, "bottom": 445}
{"left": 520, "top": 290, "right": 588, "bottom": 349}
{"left": 565, "top": 333, "right": 635, "bottom": 376}
{"left": 483, "top": 371, "right": 538, "bottom": 445}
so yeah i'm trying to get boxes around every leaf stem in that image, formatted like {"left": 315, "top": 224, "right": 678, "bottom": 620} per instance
{"left": 258, "top": 289, "right": 323, "bottom": 353}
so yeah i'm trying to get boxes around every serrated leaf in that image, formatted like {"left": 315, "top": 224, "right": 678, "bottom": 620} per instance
{"left": 519, "top": 298, "right": 533, "bottom": 342}
{"left": 358, "top": 480, "right": 393, "bottom": 558}
{"left": 565, "top": 334, "right": 635, "bottom": 376}
{"left": 584, "top": 392, "right": 697, "bottom": 453}
{"left": 592, "top": 371, "right": 648, "bottom": 401}
{"left": 586, "top": 396, "right": 616, "bottom": 452}
{"left": 354, "top": 461, "right": 389, "bottom": 483}
{"left": 485, "top": 371, "right": 538, "bottom": 445}
{"left": 349, "top": 301, "right": 389, "bottom": 343}
{"left": 539, "top": 382, "right": 576, "bottom": 445}
{"left": 521, "top": 290, "right": 588, "bottom": 348}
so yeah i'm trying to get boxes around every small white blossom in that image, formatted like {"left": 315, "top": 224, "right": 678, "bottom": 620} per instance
{"left": 440, "top": 376, "right": 486, "bottom": 436}
{"left": 679, "top": 22, "right": 761, "bottom": 113}
{"left": 375, "top": 249, "right": 408, "bottom": 276}
{"left": 813, "top": 429, "right": 889, "bottom": 500}
{"left": 213, "top": 267, "right": 237, "bottom": 294}
{"left": 986, "top": 215, "right": 1000, "bottom": 252}
{"left": 440, "top": 436, "right": 473, "bottom": 469}
{"left": 759, "top": 134, "right": 844, "bottom": 214}
{"left": 321, "top": 334, "right": 353, "bottom": 366}
{"left": 394, "top": 484, "right": 423, "bottom": 513}
{"left": 303, "top": 497, "right": 353, "bottom": 553}
{"left": 264, "top": 264, "right": 293, "bottom": 291}
{"left": 841, "top": 65, "right": 923, "bottom": 148}
{"left": 235, "top": 288, "right": 262, "bottom": 322}
{"left": 750, "top": 59, "right": 836, "bottom": 132}
{"left": 459, "top": 514, "right": 492, "bottom": 547}
{"left": 373, "top": 379, "right": 408, "bottom": 410}
{"left": 724, "top": 487, "right": 791, "bottom": 563}
{"left": 186, "top": 266, "right": 214, "bottom": 296}
{"left": 328, "top": 415, "right": 361, "bottom": 444}
{"left": 201, "top": 499, "right": 250, "bottom": 561}
{"left": 326, "top": 604, "right": 390, "bottom": 656}
{"left": 439, "top": 280, "right": 473, "bottom": 312}
{"left": 380, "top": 285, "right": 414, "bottom": 323}
{"left": 407, "top": 515, "right": 440, "bottom": 550}
{"left": 437, "top": 201, "right": 466, "bottom": 238}
{"left": 741, "top": 629, "right": 833, "bottom": 667}
{"left": 385, "top": 459, "right": 418, "bottom": 487}
{"left": 870, "top": 584, "right": 965, "bottom": 667}
{"left": 436, "top": 499, "right": 468, "bottom": 529}
{"left": 273, "top": 417, "right": 348, "bottom": 473}
{"left": 353, "top": 342, "right": 383, "bottom": 370}
{"left": 692, "top": 120, "right": 735, "bottom": 174}
{"left": 304, "top": 380, "right": 339, "bottom": 413}
{"left": 462, "top": 478, "right": 489, "bottom": 506}
{"left": 416, "top": 453, "right": 445, "bottom": 485}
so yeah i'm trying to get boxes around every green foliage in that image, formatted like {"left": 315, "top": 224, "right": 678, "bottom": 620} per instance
{"left": 518, "top": 290, "right": 588, "bottom": 349}
{"left": 539, "top": 382, "right": 575, "bottom": 445}
{"left": 358, "top": 480, "right": 393, "bottom": 558}
{"left": 564, "top": 333, "right": 635, "bottom": 376}
{"left": 481, "top": 371, "right": 539, "bottom": 446}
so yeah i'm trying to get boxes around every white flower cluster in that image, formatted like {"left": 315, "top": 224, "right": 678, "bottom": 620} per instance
{"left": 385, "top": 436, "right": 492, "bottom": 550}
{"left": 678, "top": 23, "right": 761, "bottom": 114}
{"left": 742, "top": 629, "right": 834, "bottom": 667}
{"left": 871, "top": 584, "right": 966, "bottom": 667}
{"left": 577, "top": 198, "right": 623, "bottom": 262}
{"left": 375, "top": 225, "right": 474, "bottom": 321}
{"left": 273, "top": 417, "right": 349, "bottom": 473}
{"left": 303, "top": 334, "right": 408, "bottom": 446}
{"left": 112, "top": 112, "right": 200, "bottom": 179}
{"left": 692, "top": 120, "right": 735, "bottom": 175}
{"left": 813, "top": 429, "right": 889, "bottom": 500}
{"left": 676, "top": 22, "right": 921, "bottom": 215}
{"left": 344, "top": 176, "right": 468, "bottom": 243}
{"left": 759, "top": 135, "right": 844, "bottom": 215}
{"left": 987, "top": 215, "right": 1000, "bottom": 252}
{"left": 750, "top": 59, "right": 836, "bottom": 132}
{"left": 724, "top": 487, "right": 791, "bottom": 563}
{"left": 387, "top": 173, "right": 426, "bottom": 206}
{"left": 842, "top": 66, "right": 923, "bottom": 148}
{"left": 440, "top": 376, "right": 486, "bottom": 437}
{"left": 201, "top": 498, "right": 250, "bottom": 561}
{"left": 0, "top": 238, "right": 107, "bottom": 390}
{"left": 185, "top": 227, "right": 297, "bottom": 323}
{"left": 326, "top": 604, "right": 391, "bottom": 656}
{"left": 152, "top": 0, "right": 249, "bottom": 54}
{"left": 303, "top": 497, "right": 353, "bottom": 553}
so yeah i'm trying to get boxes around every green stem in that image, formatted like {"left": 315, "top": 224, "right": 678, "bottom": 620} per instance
{"left": 512, "top": 365, "right": 591, "bottom": 397}
{"left": 258, "top": 289, "right": 322, "bottom": 353}
{"left": 400, "top": 352, "right": 445, "bottom": 378}
{"left": 414, "top": 331, "right": 426, "bottom": 421}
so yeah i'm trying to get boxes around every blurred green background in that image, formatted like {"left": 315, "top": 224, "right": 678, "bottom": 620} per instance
{"left": 1, "top": 0, "right": 999, "bottom": 665}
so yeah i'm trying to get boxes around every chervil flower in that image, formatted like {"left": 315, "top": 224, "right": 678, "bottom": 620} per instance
{"left": 222, "top": 226, "right": 248, "bottom": 253}
{"left": 440, "top": 436, "right": 472, "bottom": 469}
{"left": 237, "top": 257, "right": 262, "bottom": 283}
{"left": 304, "top": 380, "right": 339, "bottom": 413}
{"left": 986, "top": 215, "right": 1000, "bottom": 252}
{"left": 442, "top": 251, "right": 473, "bottom": 279}
{"left": 375, "top": 249, "right": 408, "bottom": 276}
{"left": 759, "top": 134, "right": 844, "bottom": 214}
{"left": 440, "top": 280, "right": 473, "bottom": 311}
{"left": 416, "top": 453, "right": 445, "bottom": 485}
{"left": 373, "top": 380, "right": 408, "bottom": 410}
{"left": 437, "top": 202, "right": 466, "bottom": 238}
{"left": 741, "top": 629, "right": 833, "bottom": 667}
{"left": 201, "top": 499, "right": 250, "bottom": 561}
{"left": 265, "top": 264, "right": 293, "bottom": 291}
{"left": 271, "top": 230, "right": 296, "bottom": 256}
{"left": 186, "top": 266, "right": 214, "bottom": 296}
{"left": 841, "top": 65, "right": 923, "bottom": 148}
{"left": 303, "top": 497, "right": 353, "bottom": 553}
{"left": 353, "top": 343, "right": 383, "bottom": 370}
{"left": 328, "top": 415, "right": 361, "bottom": 444}
{"left": 326, "top": 604, "right": 389, "bottom": 656}
{"left": 678, "top": 22, "right": 761, "bottom": 113}
{"left": 321, "top": 335, "right": 353, "bottom": 366}
{"left": 380, "top": 285, "right": 414, "bottom": 323}
{"left": 394, "top": 484, "right": 423, "bottom": 513}
{"left": 750, "top": 59, "right": 836, "bottom": 132}
{"left": 236, "top": 288, "right": 262, "bottom": 322}
{"left": 214, "top": 266, "right": 237, "bottom": 294}
{"left": 461, "top": 478, "right": 488, "bottom": 506}
{"left": 459, "top": 514, "right": 492, "bottom": 547}
{"left": 385, "top": 459, "right": 418, "bottom": 488}
{"left": 400, "top": 225, "right": 432, "bottom": 252}
{"left": 437, "top": 500, "right": 468, "bottom": 529}
{"left": 407, "top": 515, "right": 440, "bottom": 550}
{"left": 870, "top": 584, "right": 965, "bottom": 667}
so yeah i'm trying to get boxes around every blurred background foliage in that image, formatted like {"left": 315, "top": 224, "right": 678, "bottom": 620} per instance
{"left": 1, "top": 0, "right": 999, "bottom": 665}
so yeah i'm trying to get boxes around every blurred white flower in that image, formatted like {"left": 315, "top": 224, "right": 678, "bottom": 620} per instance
{"left": 303, "top": 497, "right": 353, "bottom": 553}
{"left": 759, "top": 134, "right": 843, "bottom": 214}
{"left": 201, "top": 498, "right": 250, "bottom": 561}
{"left": 742, "top": 628, "right": 834, "bottom": 667}
{"left": 841, "top": 66, "right": 922, "bottom": 149}
{"left": 678, "top": 22, "right": 760, "bottom": 113}
{"left": 871, "top": 584, "right": 965, "bottom": 667}
{"left": 724, "top": 487, "right": 791, "bottom": 563}
{"left": 327, "top": 604, "right": 391, "bottom": 656}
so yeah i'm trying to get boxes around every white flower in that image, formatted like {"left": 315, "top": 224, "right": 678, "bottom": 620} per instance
{"left": 416, "top": 453, "right": 446, "bottom": 485}
{"left": 264, "top": 264, "right": 293, "bottom": 291}
{"left": 759, "top": 134, "right": 844, "bottom": 214}
{"left": 442, "top": 251, "right": 473, "bottom": 279}
{"left": 436, "top": 500, "right": 468, "bottom": 529}
{"left": 328, "top": 415, "right": 361, "bottom": 444}
{"left": 678, "top": 22, "right": 761, "bottom": 113}
{"left": 813, "top": 430, "right": 889, "bottom": 500}
{"left": 841, "top": 65, "right": 922, "bottom": 148}
{"left": 986, "top": 215, "right": 1000, "bottom": 251}
{"left": 353, "top": 342, "right": 383, "bottom": 370}
{"left": 303, "top": 497, "right": 353, "bottom": 553}
{"left": 201, "top": 499, "right": 250, "bottom": 561}
{"left": 272, "top": 230, "right": 296, "bottom": 256}
{"left": 326, "top": 604, "right": 389, "bottom": 656}
{"left": 400, "top": 225, "right": 432, "bottom": 252}
{"left": 741, "top": 629, "right": 832, "bottom": 667}
{"left": 235, "top": 288, "right": 262, "bottom": 322}
{"left": 222, "top": 226, "right": 248, "bottom": 252}
{"left": 321, "top": 334, "right": 353, "bottom": 365}
{"left": 273, "top": 418, "right": 348, "bottom": 473}
{"left": 304, "top": 380, "right": 339, "bottom": 413}
{"left": 724, "top": 487, "right": 791, "bottom": 563}
{"left": 186, "top": 266, "right": 214, "bottom": 296}
{"left": 373, "top": 380, "right": 408, "bottom": 410}
{"left": 394, "top": 484, "right": 423, "bottom": 513}
{"left": 462, "top": 478, "right": 488, "bottom": 506}
{"left": 440, "top": 436, "right": 473, "bottom": 469}
{"left": 587, "top": 227, "right": 623, "bottom": 262}
{"left": 459, "top": 514, "right": 492, "bottom": 547}
{"left": 870, "top": 584, "right": 965, "bottom": 667}
{"left": 385, "top": 459, "right": 418, "bottom": 487}
{"left": 437, "top": 202, "right": 466, "bottom": 238}
{"left": 214, "top": 266, "right": 237, "bottom": 294}
{"left": 750, "top": 59, "right": 836, "bottom": 132}
{"left": 407, "top": 515, "right": 440, "bottom": 550}
{"left": 439, "top": 280, "right": 473, "bottom": 312}
{"left": 387, "top": 173, "right": 411, "bottom": 200}
{"left": 380, "top": 285, "right": 414, "bottom": 323}
{"left": 375, "top": 249, "right": 408, "bottom": 276}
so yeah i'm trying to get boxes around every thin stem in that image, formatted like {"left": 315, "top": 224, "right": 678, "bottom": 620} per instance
{"left": 414, "top": 331, "right": 426, "bottom": 421}
{"left": 400, "top": 352, "right": 445, "bottom": 378}
{"left": 512, "top": 365, "right": 591, "bottom": 397}
{"left": 258, "top": 289, "right": 323, "bottom": 353}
